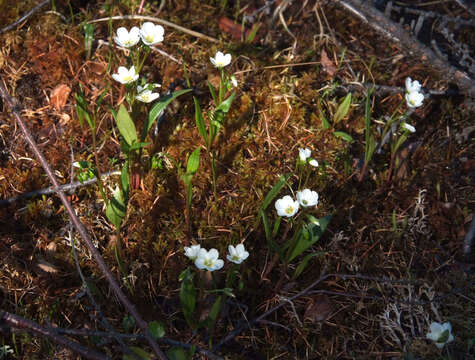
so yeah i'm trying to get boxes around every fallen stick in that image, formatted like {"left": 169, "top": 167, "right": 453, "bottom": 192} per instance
{"left": 0, "top": 171, "right": 120, "bottom": 207}
{"left": 0, "top": 0, "right": 51, "bottom": 34}
{"left": 0, "top": 79, "right": 168, "bottom": 360}
{"left": 0, "top": 310, "right": 110, "bottom": 360}
{"left": 333, "top": 0, "right": 475, "bottom": 101}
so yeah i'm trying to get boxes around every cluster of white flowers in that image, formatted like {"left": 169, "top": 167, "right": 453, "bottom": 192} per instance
{"left": 114, "top": 22, "right": 164, "bottom": 48}
{"left": 298, "top": 148, "right": 319, "bottom": 167}
{"left": 184, "top": 243, "right": 249, "bottom": 271}
{"left": 112, "top": 24, "right": 164, "bottom": 103}
{"left": 405, "top": 77, "right": 424, "bottom": 109}
{"left": 426, "top": 321, "right": 454, "bottom": 349}
{"left": 275, "top": 189, "right": 319, "bottom": 217}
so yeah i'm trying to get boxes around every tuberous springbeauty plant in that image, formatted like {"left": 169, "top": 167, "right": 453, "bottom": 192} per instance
{"left": 76, "top": 23, "right": 191, "bottom": 284}
{"left": 257, "top": 152, "right": 331, "bottom": 275}
{"left": 180, "top": 243, "right": 249, "bottom": 334}
{"left": 194, "top": 50, "right": 236, "bottom": 198}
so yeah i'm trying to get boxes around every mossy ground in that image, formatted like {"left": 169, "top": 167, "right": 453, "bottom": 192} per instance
{"left": 0, "top": 1, "right": 473, "bottom": 359}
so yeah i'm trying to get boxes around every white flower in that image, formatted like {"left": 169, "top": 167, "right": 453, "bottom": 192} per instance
{"left": 114, "top": 26, "right": 140, "bottom": 48}
{"left": 275, "top": 195, "right": 299, "bottom": 217}
{"left": 405, "top": 91, "right": 424, "bottom": 108}
{"left": 309, "top": 159, "right": 319, "bottom": 167}
{"left": 401, "top": 122, "right": 416, "bottom": 133}
{"left": 405, "top": 77, "right": 422, "bottom": 94}
{"left": 298, "top": 148, "right": 311, "bottom": 162}
{"left": 226, "top": 244, "right": 249, "bottom": 264}
{"left": 139, "top": 22, "right": 164, "bottom": 46}
{"left": 210, "top": 51, "right": 232, "bottom": 68}
{"left": 112, "top": 66, "right": 139, "bottom": 84}
{"left": 137, "top": 83, "right": 161, "bottom": 93}
{"left": 184, "top": 244, "right": 201, "bottom": 261}
{"left": 230, "top": 75, "right": 238, "bottom": 87}
{"left": 136, "top": 90, "right": 160, "bottom": 103}
{"left": 194, "top": 248, "right": 224, "bottom": 271}
{"left": 296, "top": 189, "right": 319, "bottom": 207}
{"left": 426, "top": 322, "right": 454, "bottom": 349}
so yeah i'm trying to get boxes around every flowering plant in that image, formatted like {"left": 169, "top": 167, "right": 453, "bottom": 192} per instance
{"left": 194, "top": 50, "right": 237, "bottom": 198}
{"left": 426, "top": 321, "right": 454, "bottom": 349}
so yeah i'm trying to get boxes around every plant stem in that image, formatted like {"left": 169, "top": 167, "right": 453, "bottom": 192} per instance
{"left": 211, "top": 150, "right": 217, "bottom": 199}
{"left": 91, "top": 128, "right": 108, "bottom": 206}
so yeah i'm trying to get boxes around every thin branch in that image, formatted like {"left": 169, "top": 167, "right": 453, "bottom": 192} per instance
{"left": 0, "top": 171, "right": 120, "bottom": 207}
{"left": 0, "top": 310, "right": 110, "bottom": 360}
{"left": 0, "top": 78, "right": 168, "bottom": 360}
{"left": 332, "top": 0, "right": 475, "bottom": 100}
{"left": 88, "top": 15, "right": 218, "bottom": 43}
{"left": 0, "top": 0, "right": 51, "bottom": 34}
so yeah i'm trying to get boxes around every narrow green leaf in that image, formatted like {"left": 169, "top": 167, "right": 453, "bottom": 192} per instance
{"left": 148, "top": 321, "right": 165, "bottom": 340}
{"left": 286, "top": 215, "right": 332, "bottom": 262}
{"left": 293, "top": 252, "right": 325, "bottom": 279}
{"left": 321, "top": 115, "right": 331, "bottom": 130}
{"left": 121, "top": 162, "right": 130, "bottom": 200}
{"left": 260, "top": 209, "right": 281, "bottom": 257}
{"left": 333, "top": 131, "right": 354, "bottom": 143}
{"left": 113, "top": 104, "right": 137, "bottom": 146}
{"left": 207, "top": 81, "right": 218, "bottom": 104}
{"left": 145, "top": 89, "right": 192, "bottom": 140}
{"left": 206, "top": 296, "right": 223, "bottom": 332}
{"left": 179, "top": 268, "right": 196, "bottom": 328}
{"left": 333, "top": 93, "right": 352, "bottom": 123}
{"left": 246, "top": 23, "right": 261, "bottom": 43}
{"left": 128, "top": 142, "right": 150, "bottom": 151}
{"left": 259, "top": 174, "right": 292, "bottom": 211}
{"left": 186, "top": 147, "right": 201, "bottom": 175}
{"left": 216, "top": 91, "right": 236, "bottom": 113}
{"left": 193, "top": 97, "right": 208, "bottom": 146}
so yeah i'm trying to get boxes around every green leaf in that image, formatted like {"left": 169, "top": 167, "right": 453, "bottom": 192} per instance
{"left": 193, "top": 97, "right": 208, "bottom": 146}
{"left": 286, "top": 215, "right": 332, "bottom": 262}
{"left": 333, "top": 93, "right": 352, "bottom": 123}
{"left": 260, "top": 209, "right": 282, "bottom": 257}
{"left": 333, "top": 131, "right": 354, "bottom": 143}
{"left": 205, "top": 296, "right": 223, "bottom": 332}
{"left": 122, "top": 347, "right": 151, "bottom": 360}
{"left": 148, "top": 321, "right": 165, "bottom": 340}
{"left": 321, "top": 115, "right": 331, "bottom": 130}
{"left": 106, "top": 186, "right": 126, "bottom": 230}
{"left": 121, "top": 162, "right": 130, "bottom": 199}
{"left": 95, "top": 83, "right": 110, "bottom": 111}
{"left": 166, "top": 347, "right": 188, "bottom": 360}
{"left": 207, "top": 81, "right": 218, "bottom": 104}
{"left": 186, "top": 147, "right": 201, "bottom": 175}
{"left": 179, "top": 268, "right": 196, "bottom": 328}
{"left": 113, "top": 104, "right": 137, "bottom": 147}
{"left": 293, "top": 252, "right": 325, "bottom": 279}
{"left": 246, "top": 23, "right": 261, "bottom": 43}
{"left": 122, "top": 315, "right": 135, "bottom": 333}
{"left": 145, "top": 89, "right": 192, "bottom": 140}
{"left": 216, "top": 91, "right": 236, "bottom": 113}
{"left": 259, "top": 174, "right": 292, "bottom": 212}
{"left": 128, "top": 142, "right": 150, "bottom": 151}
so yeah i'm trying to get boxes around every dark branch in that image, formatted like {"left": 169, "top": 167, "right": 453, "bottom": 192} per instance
{"left": 0, "top": 0, "right": 51, "bottom": 34}
{"left": 0, "top": 310, "right": 110, "bottom": 360}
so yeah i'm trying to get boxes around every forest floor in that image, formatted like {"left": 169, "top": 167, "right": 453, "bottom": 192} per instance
{"left": 0, "top": 0, "right": 474, "bottom": 359}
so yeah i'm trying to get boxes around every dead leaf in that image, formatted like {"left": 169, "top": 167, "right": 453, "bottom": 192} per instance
{"left": 50, "top": 84, "right": 71, "bottom": 110}
{"left": 320, "top": 49, "right": 337, "bottom": 78}
{"left": 304, "top": 294, "right": 332, "bottom": 323}
{"left": 35, "top": 258, "right": 59, "bottom": 274}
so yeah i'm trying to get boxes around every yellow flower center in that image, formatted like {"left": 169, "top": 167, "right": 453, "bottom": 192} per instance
{"left": 204, "top": 259, "right": 213, "bottom": 267}
{"left": 285, "top": 206, "right": 294, "bottom": 215}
